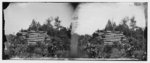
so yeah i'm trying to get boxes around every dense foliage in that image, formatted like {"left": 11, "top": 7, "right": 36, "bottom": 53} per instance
{"left": 5, "top": 16, "right": 147, "bottom": 60}
{"left": 5, "top": 17, "right": 71, "bottom": 58}
{"left": 78, "top": 16, "right": 146, "bottom": 60}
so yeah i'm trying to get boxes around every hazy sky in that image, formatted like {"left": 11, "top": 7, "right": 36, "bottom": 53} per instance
{"left": 74, "top": 3, "right": 146, "bottom": 35}
{"left": 4, "top": 3, "right": 73, "bottom": 34}
{"left": 5, "top": 3, "right": 146, "bottom": 35}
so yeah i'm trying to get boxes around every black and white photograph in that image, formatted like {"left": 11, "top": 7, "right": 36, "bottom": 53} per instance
{"left": 2, "top": 1, "right": 148, "bottom": 61}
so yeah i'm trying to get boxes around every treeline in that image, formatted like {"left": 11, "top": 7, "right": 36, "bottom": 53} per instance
{"left": 21, "top": 16, "right": 71, "bottom": 38}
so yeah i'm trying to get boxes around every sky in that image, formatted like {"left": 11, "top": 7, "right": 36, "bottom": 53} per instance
{"left": 74, "top": 3, "right": 146, "bottom": 35}
{"left": 4, "top": 3, "right": 74, "bottom": 34}
{"left": 4, "top": 2, "right": 146, "bottom": 35}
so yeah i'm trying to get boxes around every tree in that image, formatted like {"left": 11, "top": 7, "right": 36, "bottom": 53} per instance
{"left": 112, "top": 22, "right": 116, "bottom": 31}
{"left": 121, "top": 17, "right": 129, "bottom": 29}
{"left": 37, "top": 22, "right": 41, "bottom": 30}
{"left": 28, "top": 19, "right": 38, "bottom": 31}
{"left": 54, "top": 17, "right": 61, "bottom": 30}
{"left": 115, "top": 17, "right": 130, "bottom": 36}
{"left": 105, "top": 20, "right": 113, "bottom": 31}
{"left": 122, "top": 17, "right": 129, "bottom": 25}
{"left": 130, "top": 16, "right": 136, "bottom": 30}
{"left": 46, "top": 17, "right": 53, "bottom": 28}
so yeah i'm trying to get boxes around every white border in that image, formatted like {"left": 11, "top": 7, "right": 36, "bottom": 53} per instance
{"left": 0, "top": 0, "right": 149, "bottom": 63}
